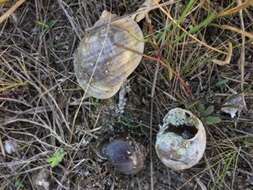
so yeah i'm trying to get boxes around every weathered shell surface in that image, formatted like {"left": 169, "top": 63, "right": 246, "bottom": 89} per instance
{"left": 155, "top": 108, "right": 206, "bottom": 170}
{"left": 74, "top": 11, "right": 144, "bottom": 99}
{"left": 102, "top": 138, "right": 146, "bottom": 175}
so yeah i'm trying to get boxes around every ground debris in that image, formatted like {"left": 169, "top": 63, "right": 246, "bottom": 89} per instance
{"left": 33, "top": 169, "right": 50, "bottom": 190}
{"left": 221, "top": 94, "right": 247, "bottom": 118}
{"left": 4, "top": 139, "right": 17, "bottom": 155}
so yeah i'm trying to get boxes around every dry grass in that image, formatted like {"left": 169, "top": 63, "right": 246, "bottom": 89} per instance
{"left": 0, "top": 0, "right": 253, "bottom": 189}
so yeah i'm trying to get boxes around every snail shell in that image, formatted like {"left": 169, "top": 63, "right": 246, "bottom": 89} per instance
{"left": 101, "top": 138, "right": 146, "bottom": 175}
{"left": 74, "top": 11, "right": 144, "bottom": 99}
{"left": 155, "top": 108, "right": 206, "bottom": 170}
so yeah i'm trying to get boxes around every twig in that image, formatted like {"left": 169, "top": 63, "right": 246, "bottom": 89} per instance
{"left": 148, "top": 16, "right": 164, "bottom": 189}
{"left": 218, "top": 0, "right": 253, "bottom": 17}
{"left": 213, "top": 24, "right": 253, "bottom": 40}
{"left": 57, "top": 0, "right": 81, "bottom": 40}
{"left": 237, "top": 0, "right": 245, "bottom": 92}
{"left": 149, "top": 62, "right": 159, "bottom": 190}
{"left": 0, "top": 134, "right": 6, "bottom": 157}
{"left": 0, "top": 0, "right": 26, "bottom": 24}
{"left": 195, "top": 178, "right": 207, "bottom": 190}
{"left": 212, "top": 42, "right": 233, "bottom": 66}
{"left": 232, "top": 147, "right": 241, "bottom": 189}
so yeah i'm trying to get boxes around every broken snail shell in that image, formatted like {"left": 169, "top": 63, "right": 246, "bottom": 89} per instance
{"left": 74, "top": 0, "right": 160, "bottom": 99}
{"left": 155, "top": 108, "right": 206, "bottom": 170}
{"left": 101, "top": 138, "right": 146, "bottom": 175}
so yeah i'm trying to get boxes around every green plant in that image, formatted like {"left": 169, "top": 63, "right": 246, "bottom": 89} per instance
{"left": 36, "top": 20, "right": 57, "bottom": 32}
{"left": 47, "top": 148, "right": 66, "bottom": 168}
{"left": 196, "top": 103, "right": 221, "bottom": 125}
{"left": 211, "top": 150, "right": 238, "bottom": 189}
{"left": 15, "top": 178, "right": 24, "bottom": 190}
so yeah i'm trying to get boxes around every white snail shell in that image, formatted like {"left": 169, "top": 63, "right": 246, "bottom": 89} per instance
{"left": 155, "top": 108, "right": 206, "bottom": 170}
{"left": 74, "top": 10, "right": 144, "bottom": 99}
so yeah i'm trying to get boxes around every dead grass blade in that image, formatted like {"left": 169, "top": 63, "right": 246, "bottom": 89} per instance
{"left": 0, "top": 0, "right": 8, "bottom": 5}
{"left": 218, "top": 0, "right": 253, "bottom": 17}
{"left": 116, "top": 43, "right": 192, "bottom": 96}
{"left": 0, "top": 0, "right": 26, "bottom": 24}
{"left": 0, "top": 135, "right": 5, "bottom": 157}
{"left": 156, "top": 3, "right": 227, "bottom": 55}
{"left": 212, "top": 42, "right": 233, "bottom": 66}
{"left": 237, "top": 0, "right": 246, "bottom": 92}
{"left": 214, "top": 24, "right": 253, "bottom": 40}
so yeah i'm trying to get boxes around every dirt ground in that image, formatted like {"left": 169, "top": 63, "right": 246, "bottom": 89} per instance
{"left": 0, "top": 0, "right": 253, "bottom": 189}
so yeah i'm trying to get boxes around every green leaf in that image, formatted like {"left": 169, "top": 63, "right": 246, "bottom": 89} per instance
{"left": 178, "top": 0, "right": 197, "bottom": 24}
{"left": 203, "top": 105, "right": 214, "bottom": 116}
{"left": 205, "top": 116, "right": 221, "bottom": 125}
{"left": 197, "top": 103, "right": 206, "bottom": 113}
{"left": 47, "top": 148, "right": 65, "bottom": 168}
{"left": 15, "top": 179, "right": 24, "bottom": 189}
{"left": 215, "top": 79, "right": 229, "bottom": 87}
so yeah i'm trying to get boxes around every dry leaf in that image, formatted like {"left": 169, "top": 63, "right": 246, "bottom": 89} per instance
{"left": 221, "top": 94, "right": 247, "bottom": 118}
{"left": 134, "top": 0, "right": 161, "bottom": 22}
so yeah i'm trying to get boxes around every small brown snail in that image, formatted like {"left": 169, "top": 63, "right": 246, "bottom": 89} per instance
{"left": 101, "top": 138, "right": 146, "bottom": 175}
{"left": 74, "top": 0, "right": 161, "bottom": 99}
{"left": 155, "top": 108, "right": 206, "bottom": 170}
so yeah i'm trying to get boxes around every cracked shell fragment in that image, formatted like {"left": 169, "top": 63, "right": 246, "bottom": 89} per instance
{"left": 155, "top": 108, "right": 206, "bottom": 170}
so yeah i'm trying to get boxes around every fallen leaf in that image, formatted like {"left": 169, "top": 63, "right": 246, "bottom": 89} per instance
{"left": 205, "top": 116, "right": 221, "bottom": 125}
{"left": 221, "top": 94, "right": 247, "bottom": 118}
{"left": 47, "top": 148, "right": 65, "bottom": 168}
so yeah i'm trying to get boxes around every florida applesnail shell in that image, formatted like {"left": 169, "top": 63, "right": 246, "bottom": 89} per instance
{"left": 74, "top": 0, "right": 161, "bottom": 99}
{"left": 101, "top": 138, "right": 146, "bottom": 175}
{"left": 74, "top": 11, "right": 144, "bottom": 99}
{"left": 155, "top": 108, "right": 206, "bottom": 170}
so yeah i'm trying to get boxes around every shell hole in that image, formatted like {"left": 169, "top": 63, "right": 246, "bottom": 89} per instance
{"left": 185, "top": 112, "right": 191, "bottom": 118}
{"left": 165, "top": 124, "right": 198, "bottom": 139}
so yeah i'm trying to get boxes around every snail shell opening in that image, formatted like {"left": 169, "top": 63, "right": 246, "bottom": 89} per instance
{"left": 155, "top": 108, "right": 206, "bottom": 170}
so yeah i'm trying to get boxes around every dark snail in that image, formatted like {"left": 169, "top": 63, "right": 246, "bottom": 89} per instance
{"left": 102, "top": 138, "right": 146, "bottom": 175}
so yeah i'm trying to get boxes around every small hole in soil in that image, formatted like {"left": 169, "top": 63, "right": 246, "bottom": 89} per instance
{"left": 165, "top": 124, "right": 198, "bottom": 139}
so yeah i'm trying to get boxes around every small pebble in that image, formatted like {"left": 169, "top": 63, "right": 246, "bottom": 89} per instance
{"left": 4, "top": 140, "right": 17, "bottom": 155}
{"left": 34, "top": 169, "right": 50, "bottom": 190}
